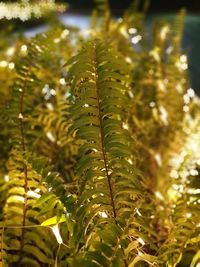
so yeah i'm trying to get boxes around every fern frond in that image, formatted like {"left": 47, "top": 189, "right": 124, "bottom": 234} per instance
{"left": 172, "top": 9, "right": 186, "bottom": 54}
{"left": 0, "top": 29, "right": 70, "bottom": 266}
{"left": 158, "top": 104, "right": 200, "bottom": 266}
{"left": 65, "top": 40, "right": 146, "bottom": 266}
{"left": 94, "top": 0, "right": 111, "bottom": 32}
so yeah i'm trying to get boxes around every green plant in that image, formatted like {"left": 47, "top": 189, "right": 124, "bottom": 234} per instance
{"left": 0, "top": 1, "right": 200, "bottom": 266}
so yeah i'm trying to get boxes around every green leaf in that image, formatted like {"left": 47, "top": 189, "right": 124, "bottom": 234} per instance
{"left": 190, "top": 250, "right": 200, "bottom": 267}
{"left": 41, "top": 214, "right": 67, "bottom": 226}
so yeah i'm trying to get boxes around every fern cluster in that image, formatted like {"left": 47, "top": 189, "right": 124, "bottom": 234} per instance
{"left": 0, "top": 0, "right": 200, "bottom": 266}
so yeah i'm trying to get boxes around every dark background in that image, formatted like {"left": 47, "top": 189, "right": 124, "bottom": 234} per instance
{"left": 62, "top": 0, "right": 200, "bottom": 13}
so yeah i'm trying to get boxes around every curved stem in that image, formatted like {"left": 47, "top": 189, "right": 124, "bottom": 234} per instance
{"left": 18, "top": 76, "right": 29, "bottom": 260}
{"left": 93, "top": 43, "right": 128, "bottom": 267}
{"left": 93, "top": 44, "right": 117, "bottom": 219}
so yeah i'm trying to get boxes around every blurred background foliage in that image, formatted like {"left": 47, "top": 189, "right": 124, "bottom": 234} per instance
{"left": 1, "top": 0, "right": 200, "bottom": 94}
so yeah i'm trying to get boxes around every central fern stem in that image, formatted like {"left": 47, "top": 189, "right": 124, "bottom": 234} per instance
{"left": 93, "top": 44, "right": 117, "bottom": 219}
{"left": 18, "top": 81, "right": 28, "bottom": 259}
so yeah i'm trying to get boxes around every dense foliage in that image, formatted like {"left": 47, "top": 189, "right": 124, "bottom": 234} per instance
{"left": 0, "top": 0, "right": 200, "bottom": 266}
